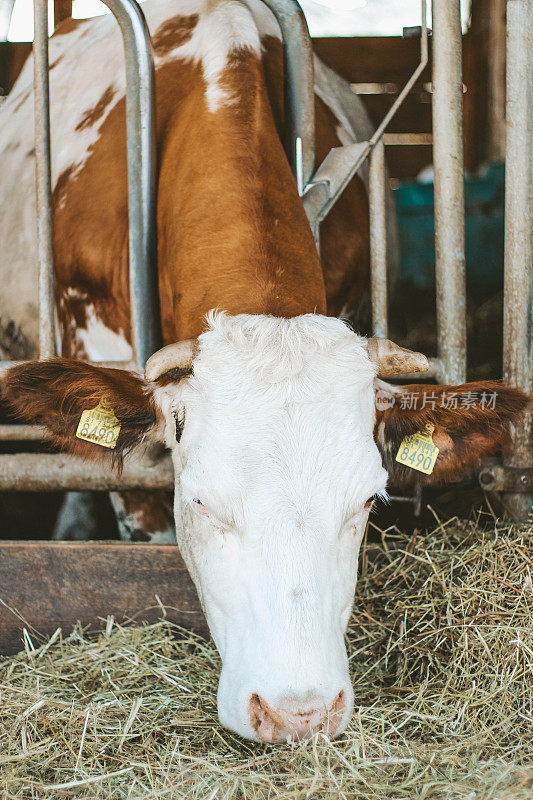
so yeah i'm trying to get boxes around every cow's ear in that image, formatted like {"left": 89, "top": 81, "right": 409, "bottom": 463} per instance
{"left": 1, "top": 359, "right": 160, "bottom": 467}
{"left": 375, "top": 380, "right": 530, "bottom": 486}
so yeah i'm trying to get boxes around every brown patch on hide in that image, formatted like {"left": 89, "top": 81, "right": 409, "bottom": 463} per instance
{"left": 48, "top": 15, "right": 368, "bottom": 348}
{"left": 121, "top": 490, "right": 174, "bottom": 534}
{"left": 53, "top": 165, "right": 77, "bottom": 208}
{"left": 153, "top": 14, "right": 198, "bottom": 55}
{"left": 75, "top": 86, "right": 116, "bottom": 131}
{"left": 259, "top": 35, "right": 370, "bottom": 320}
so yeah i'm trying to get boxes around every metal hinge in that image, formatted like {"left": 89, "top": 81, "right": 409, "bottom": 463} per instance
{"left": 478, "top": 465, "right": 533, "bottom": 493}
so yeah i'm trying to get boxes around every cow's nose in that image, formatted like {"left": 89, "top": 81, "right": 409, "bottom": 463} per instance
{"left": 248, "top": 691, "right": 346, "bottom": 743}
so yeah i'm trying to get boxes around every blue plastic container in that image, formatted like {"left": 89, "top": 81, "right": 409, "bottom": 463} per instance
{"left": 394, "top": 161, "right": 505, "bottom": 291}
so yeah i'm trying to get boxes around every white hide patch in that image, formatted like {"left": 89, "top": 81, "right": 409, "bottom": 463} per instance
{"left": 76, "top": 305, "right": 132, "bottom": 362}
{"left": 156, "top": 1, "right": 262, "bottom": 112}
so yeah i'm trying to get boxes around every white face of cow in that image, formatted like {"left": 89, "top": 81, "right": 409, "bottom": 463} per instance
{"left": 154, "top": 313, "right": 388, "bottom": 742}
{"left": 5, "top": 312, "right": 526, "bottom": 741}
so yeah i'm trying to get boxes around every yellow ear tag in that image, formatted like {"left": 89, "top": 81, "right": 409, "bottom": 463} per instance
{"left": 395, "top": 421, "right": 440, "bottom": 475}
{"left": 76, "top": 401, "right": 121, "bottom": 449}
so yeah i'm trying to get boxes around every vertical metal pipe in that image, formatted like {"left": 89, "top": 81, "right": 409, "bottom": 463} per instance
{"left": 33, "top": 0, "right": 56, "bottom": 359}
{"left": 431, "top": 0, "right": 466, "bottom": 384}
{"left": 369, "top": 139, "right": 388, "bottom": 338}
{"left": 101, "top": 0, "right": 158, "bottom": 369}
{"left": 502, "top": 0, "right": 532, "bottom": 519}
{"left": 259, "top": 0, "right": 315, "bottom": 187}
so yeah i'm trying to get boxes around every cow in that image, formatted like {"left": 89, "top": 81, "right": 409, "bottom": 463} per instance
{"left": 0, "top": 0, "right": 530, "bottom": 743}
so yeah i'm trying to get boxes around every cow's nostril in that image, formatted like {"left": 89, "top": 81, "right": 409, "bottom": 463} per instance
{"left": 326, "top": 689, "right": 346, "bottom": 733}
{"left": 249, "top": 693, "right": 286, "bottom": 742}
{"left": 248, "top": 691, "right": 346, "bottom": 743}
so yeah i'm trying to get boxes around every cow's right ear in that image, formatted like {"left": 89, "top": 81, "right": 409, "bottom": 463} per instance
{"left": 1, "top": 359, "right": 160, "bottom": 467}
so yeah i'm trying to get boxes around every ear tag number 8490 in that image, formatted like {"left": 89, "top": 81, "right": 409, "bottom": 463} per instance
{"left": 395, "top": 422, "right": 439, "bottom": 475}
{"left": 76, "top": 401, "right": 121, "bottom": 449}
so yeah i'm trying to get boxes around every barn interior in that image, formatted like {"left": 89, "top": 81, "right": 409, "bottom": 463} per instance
{"left": 0, "top": 2, "right": 531, "bottom": 797}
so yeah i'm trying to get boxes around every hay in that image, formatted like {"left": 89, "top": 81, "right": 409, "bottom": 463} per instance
{"left": 1, "top": 515, "right": 532, "bottom": 799}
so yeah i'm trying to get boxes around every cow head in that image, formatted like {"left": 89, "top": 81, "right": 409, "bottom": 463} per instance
{"left": 2, "top": 313, "right": 529, "bottom": 742}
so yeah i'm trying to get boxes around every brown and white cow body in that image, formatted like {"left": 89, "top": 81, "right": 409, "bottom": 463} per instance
{"left": 0, "top": 0, "right": 376, "bottom": 360}
{"left": 1, "top": 0, "right": 530, "bottom": 743}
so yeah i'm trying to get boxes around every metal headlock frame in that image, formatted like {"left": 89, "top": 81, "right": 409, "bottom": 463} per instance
{"left": 0, "top": 0, "right": 531, "bottom": 518}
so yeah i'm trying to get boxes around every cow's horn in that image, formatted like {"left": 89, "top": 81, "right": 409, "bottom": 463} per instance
{"left": 145, "top": 340, "right": 199, "bottom": 382}
{"left": 366, "top": 338, "right": 429, "bottom": 377}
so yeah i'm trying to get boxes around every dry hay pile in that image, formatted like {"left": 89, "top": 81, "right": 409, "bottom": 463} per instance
{"left": 1, "top": 515, "right": 532, "bottom": 799}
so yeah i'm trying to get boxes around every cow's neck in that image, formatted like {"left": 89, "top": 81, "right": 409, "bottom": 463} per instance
{"left": 156, "top": 54, "right": 326, "bottom": 342}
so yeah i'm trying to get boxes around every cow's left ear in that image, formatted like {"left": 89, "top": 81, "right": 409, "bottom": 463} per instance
{"left": 375, "top": 380, "right": 531, "bottom": 486}
{"left": 1, "top": 358, "right": 160, "bottom": 468}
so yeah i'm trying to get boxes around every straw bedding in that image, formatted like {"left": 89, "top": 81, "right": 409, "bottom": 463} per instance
{"left": 1, "top": 514, "right": 532, "bottom": 799}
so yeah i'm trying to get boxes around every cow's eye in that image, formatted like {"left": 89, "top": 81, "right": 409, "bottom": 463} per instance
{"left": 174, "top": 409, "right": 185, "bottom": 442}
{"left": 364, "top": 496, "right": 375, "bottom": 510}
{"left": 191, "top": 498, "right": 210, "bottom": 518}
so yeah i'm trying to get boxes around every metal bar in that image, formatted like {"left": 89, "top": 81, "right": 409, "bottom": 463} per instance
{"left": 260, "top": 0, "right": 315, "bottom": 186}
{"left": 100, "top": 0, "right": 159, "bottom": 369}
{"left": 0, "top": 425, "right": 45, "bottom": 441}
{"left": 369, "top": 139, "right": 388, "bottom": 338}
{"left": 369, "top": 0, "right": 428, "bottom": 148}
{"left": 431, "top": 0, "right": 467, "bottom": 384}
{"left": 0, "top": 452, "right": 174, "bottom": 491}
{"left": 350, "top": 82, "right": 397, "bottom": 95}
{"left": 33, "top": 0, "right": 56, "bottom": 360}
{"left": 382, "top": 133, "right": 433, "bottom": 145}
{"left": 502, "top": 0, "right": 532, "bottom": 520}
{"left": 479, "top": 465, "right": 533, "bottom": 494}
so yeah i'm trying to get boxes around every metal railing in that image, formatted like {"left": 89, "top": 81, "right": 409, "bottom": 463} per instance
{"left": 357, "top": 0, "right": 531, "bottom": 516}
{"left": 261, "top": 0, "right": 315, "bottom": 193}
{"left": 0, "top": 0, "right": 531, "bottom": 517}
{"left": 500, "top": 0, "right": 532, "bottom": 518}
{"left": 1, "top": 0, "right": 158, "bottom": 374}
{"left": 0, "top": 0, "right": 163, "bottom": 487}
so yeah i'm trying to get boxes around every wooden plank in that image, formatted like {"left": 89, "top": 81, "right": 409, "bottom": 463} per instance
{"left": 0, "top": 452, "right": 175, "bottom": 491}
{"left": 0, "top": 542, "right": 207, "bottom": 656}
{"left": 313, "top": 36, "right": 431, "bottom": 86}
{"left": 487, "top": 0, "right": 506, "bottom": 161}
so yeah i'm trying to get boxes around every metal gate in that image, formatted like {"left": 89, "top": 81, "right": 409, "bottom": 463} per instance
{"left": 0, "top": 0, "right": 531, "bottom": 517}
